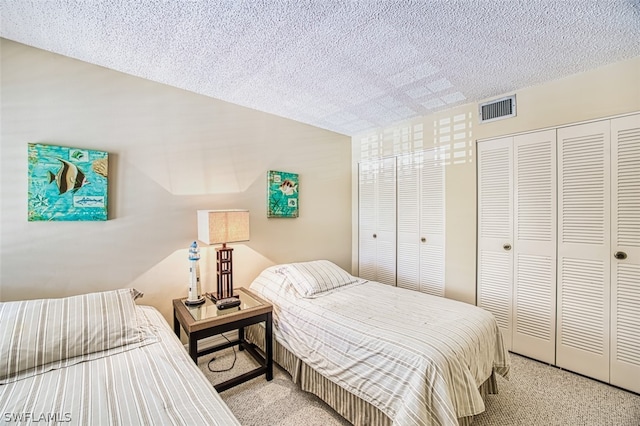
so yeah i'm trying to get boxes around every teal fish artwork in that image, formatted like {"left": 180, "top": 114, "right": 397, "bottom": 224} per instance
{"left": 267, "top": 170, "right": 299, "bottom": 218}
{"left": 28, "top": 143, "right": 108, "bottom": 221}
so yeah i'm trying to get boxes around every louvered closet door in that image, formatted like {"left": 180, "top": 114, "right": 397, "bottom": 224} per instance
{"left": 397, "top": 149, "right": 445, "bottom": 296}
{"left": 358, "top": 157, "right": 396, "bottom": 285}
{"left": 610, "top": 113, "right": 640, "bottom": 393}
{"left": 477, "top": 137, "right": 513, "bottom": 350}
{"left": 397, "top": 153, "right": 421, "bottom": 291}
{"left": 419, "top": 149, "right": 445, "bottom": 296}
{"left": 512, "top": 130, "right": 557, "bottom": 364}
{"left": 557, "top": 121, "right": 611, "bottom": 382}
{"left": 359, "top": 160, "right": 378, "bottom": 281}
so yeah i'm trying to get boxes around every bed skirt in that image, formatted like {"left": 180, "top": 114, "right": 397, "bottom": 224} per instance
{"left": 245, "top": 324, "right": 498, "bottom": 425}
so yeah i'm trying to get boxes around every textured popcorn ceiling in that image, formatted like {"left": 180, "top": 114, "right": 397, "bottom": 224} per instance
{"left": 1, "top": 1, "right": 639, "bottom": 136}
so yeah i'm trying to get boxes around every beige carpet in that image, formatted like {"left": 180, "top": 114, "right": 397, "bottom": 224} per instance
{"left": 198, "top": 348, "right": 350, "bottom": 425}
{"left": 199, "top": 348, "right": 640, "bottom": 426}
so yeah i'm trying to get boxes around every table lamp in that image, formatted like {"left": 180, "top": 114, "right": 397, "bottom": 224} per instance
{"left": 197, "top": 209, "right": 250, "bottom": 299}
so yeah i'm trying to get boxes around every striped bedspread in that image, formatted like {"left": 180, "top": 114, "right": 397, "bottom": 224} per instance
{"left": 0, "top": 306, "right": 240, "bottom": 426}
{"left": 250, "top": 267, "right": 510, "bottom": 426}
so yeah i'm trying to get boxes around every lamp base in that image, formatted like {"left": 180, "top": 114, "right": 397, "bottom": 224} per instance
{"left": 216, "top": 246, "right": 234, "bottom": 299}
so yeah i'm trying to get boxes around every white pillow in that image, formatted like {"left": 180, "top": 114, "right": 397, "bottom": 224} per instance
{"left": 275, "top": 260, "right": 358, "bottom": 297}
{"left": 0, "top": 288, "right": 157, "bottom": 384}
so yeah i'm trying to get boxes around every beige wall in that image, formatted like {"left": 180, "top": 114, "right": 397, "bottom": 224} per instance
{"left": 0, "top": 39, "right": 352, "bottom": 322}
{"left": 352, "top": 56, "right": 640, "bottom": 305}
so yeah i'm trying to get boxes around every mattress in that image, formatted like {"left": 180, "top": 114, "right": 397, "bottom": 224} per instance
{"left": 0, "top": 305, "right": 240, "bottom": 426}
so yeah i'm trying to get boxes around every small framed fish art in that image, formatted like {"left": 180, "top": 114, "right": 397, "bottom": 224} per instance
{"left": 28, "top": 143, "right": 109, "bottom": 221}
{"left": 267, "top": 170, "right": 299, "bottom": 218}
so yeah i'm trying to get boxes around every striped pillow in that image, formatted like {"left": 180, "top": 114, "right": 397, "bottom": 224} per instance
{"left": 276, "top": 260, "right": 358, "bottom": 297}
{"left": 0, "top": 288, "right": 157, "bottom": 384}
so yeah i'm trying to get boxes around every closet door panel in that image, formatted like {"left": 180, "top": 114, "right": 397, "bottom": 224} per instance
{"left": 397, "top": 153, "right": 420, "bottom": 291}
{"left": 377, "top": 157, "right": 397, "bottom": 286}
{"left": 557, "top": 121, "right": 610, "bottom": 382}
{"left": 477, "top": 137, "right": 513, "bottom": 349}
{"left": 610, "top": 113, "right": 640, "bottom": 393}
{"left": 397, "top": 150, "right": 445, "bottom": 295}
{"left": 419, "top": 149, "right": 445, "bottom": 296}
{"left": 512, "top": 130, "right": 557, "bottom": 364}
{"left": 358, "top": 161, "right": 377, "bottom": 281}
{"left": 358, "top": 157, "right": 396, "bottom": 285}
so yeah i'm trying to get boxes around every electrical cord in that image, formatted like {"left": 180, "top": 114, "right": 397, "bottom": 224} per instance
{"left": 207, "top": 334, "right": 237, "bottom": 373}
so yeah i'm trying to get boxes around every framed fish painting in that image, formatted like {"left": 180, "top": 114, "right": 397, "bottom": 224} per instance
{"left": 267, "top": 170, "right": 298, "bottom": 218}
{"left": 28, "top": 143, "right": 109, "bottom": 221}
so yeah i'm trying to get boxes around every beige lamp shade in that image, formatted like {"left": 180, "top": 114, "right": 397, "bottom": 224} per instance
{"left": 197, "top": 210, "right": 250, "bottom": 245}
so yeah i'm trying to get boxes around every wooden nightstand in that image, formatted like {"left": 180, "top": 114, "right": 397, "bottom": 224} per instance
{"left": 173, "top": 287, "right": 273, "bottom": 392}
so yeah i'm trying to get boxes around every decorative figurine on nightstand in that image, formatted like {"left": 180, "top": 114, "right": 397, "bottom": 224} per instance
{"left": 185, "top": 241, "right": 205, "bottom": 305}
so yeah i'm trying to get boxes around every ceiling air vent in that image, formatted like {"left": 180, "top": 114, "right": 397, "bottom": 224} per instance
{"left": 479, "top": 95, "right": 516, "bottom": 123}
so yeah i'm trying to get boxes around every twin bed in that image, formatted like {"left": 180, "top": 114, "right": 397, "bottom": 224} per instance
{"left": 246, "top": 260, "right": 510, "bottom": 426}
{"left": 0, "top": 261, "right": 509, "bottom": 426}
{"left": 0, "top": 289, "right": 239, "bottom": 425}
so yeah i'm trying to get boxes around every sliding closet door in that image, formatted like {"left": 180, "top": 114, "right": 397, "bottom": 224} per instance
{"left": 557, "top": 120, "right": 610, "bottom": 382}
{"left": 610, "top": 113, "right": 640, "bottom": 393}
{"left": 358, "top": 157, "right": 396, "bottom": 285}
{"left": 477, "top": 137, "right": 513, "bottom": 350}
{"left": 397, "top": 149, "right": 445, "bottom": 296}
{"left": 512, "top": 130, "right": 557, "bottom": 364}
